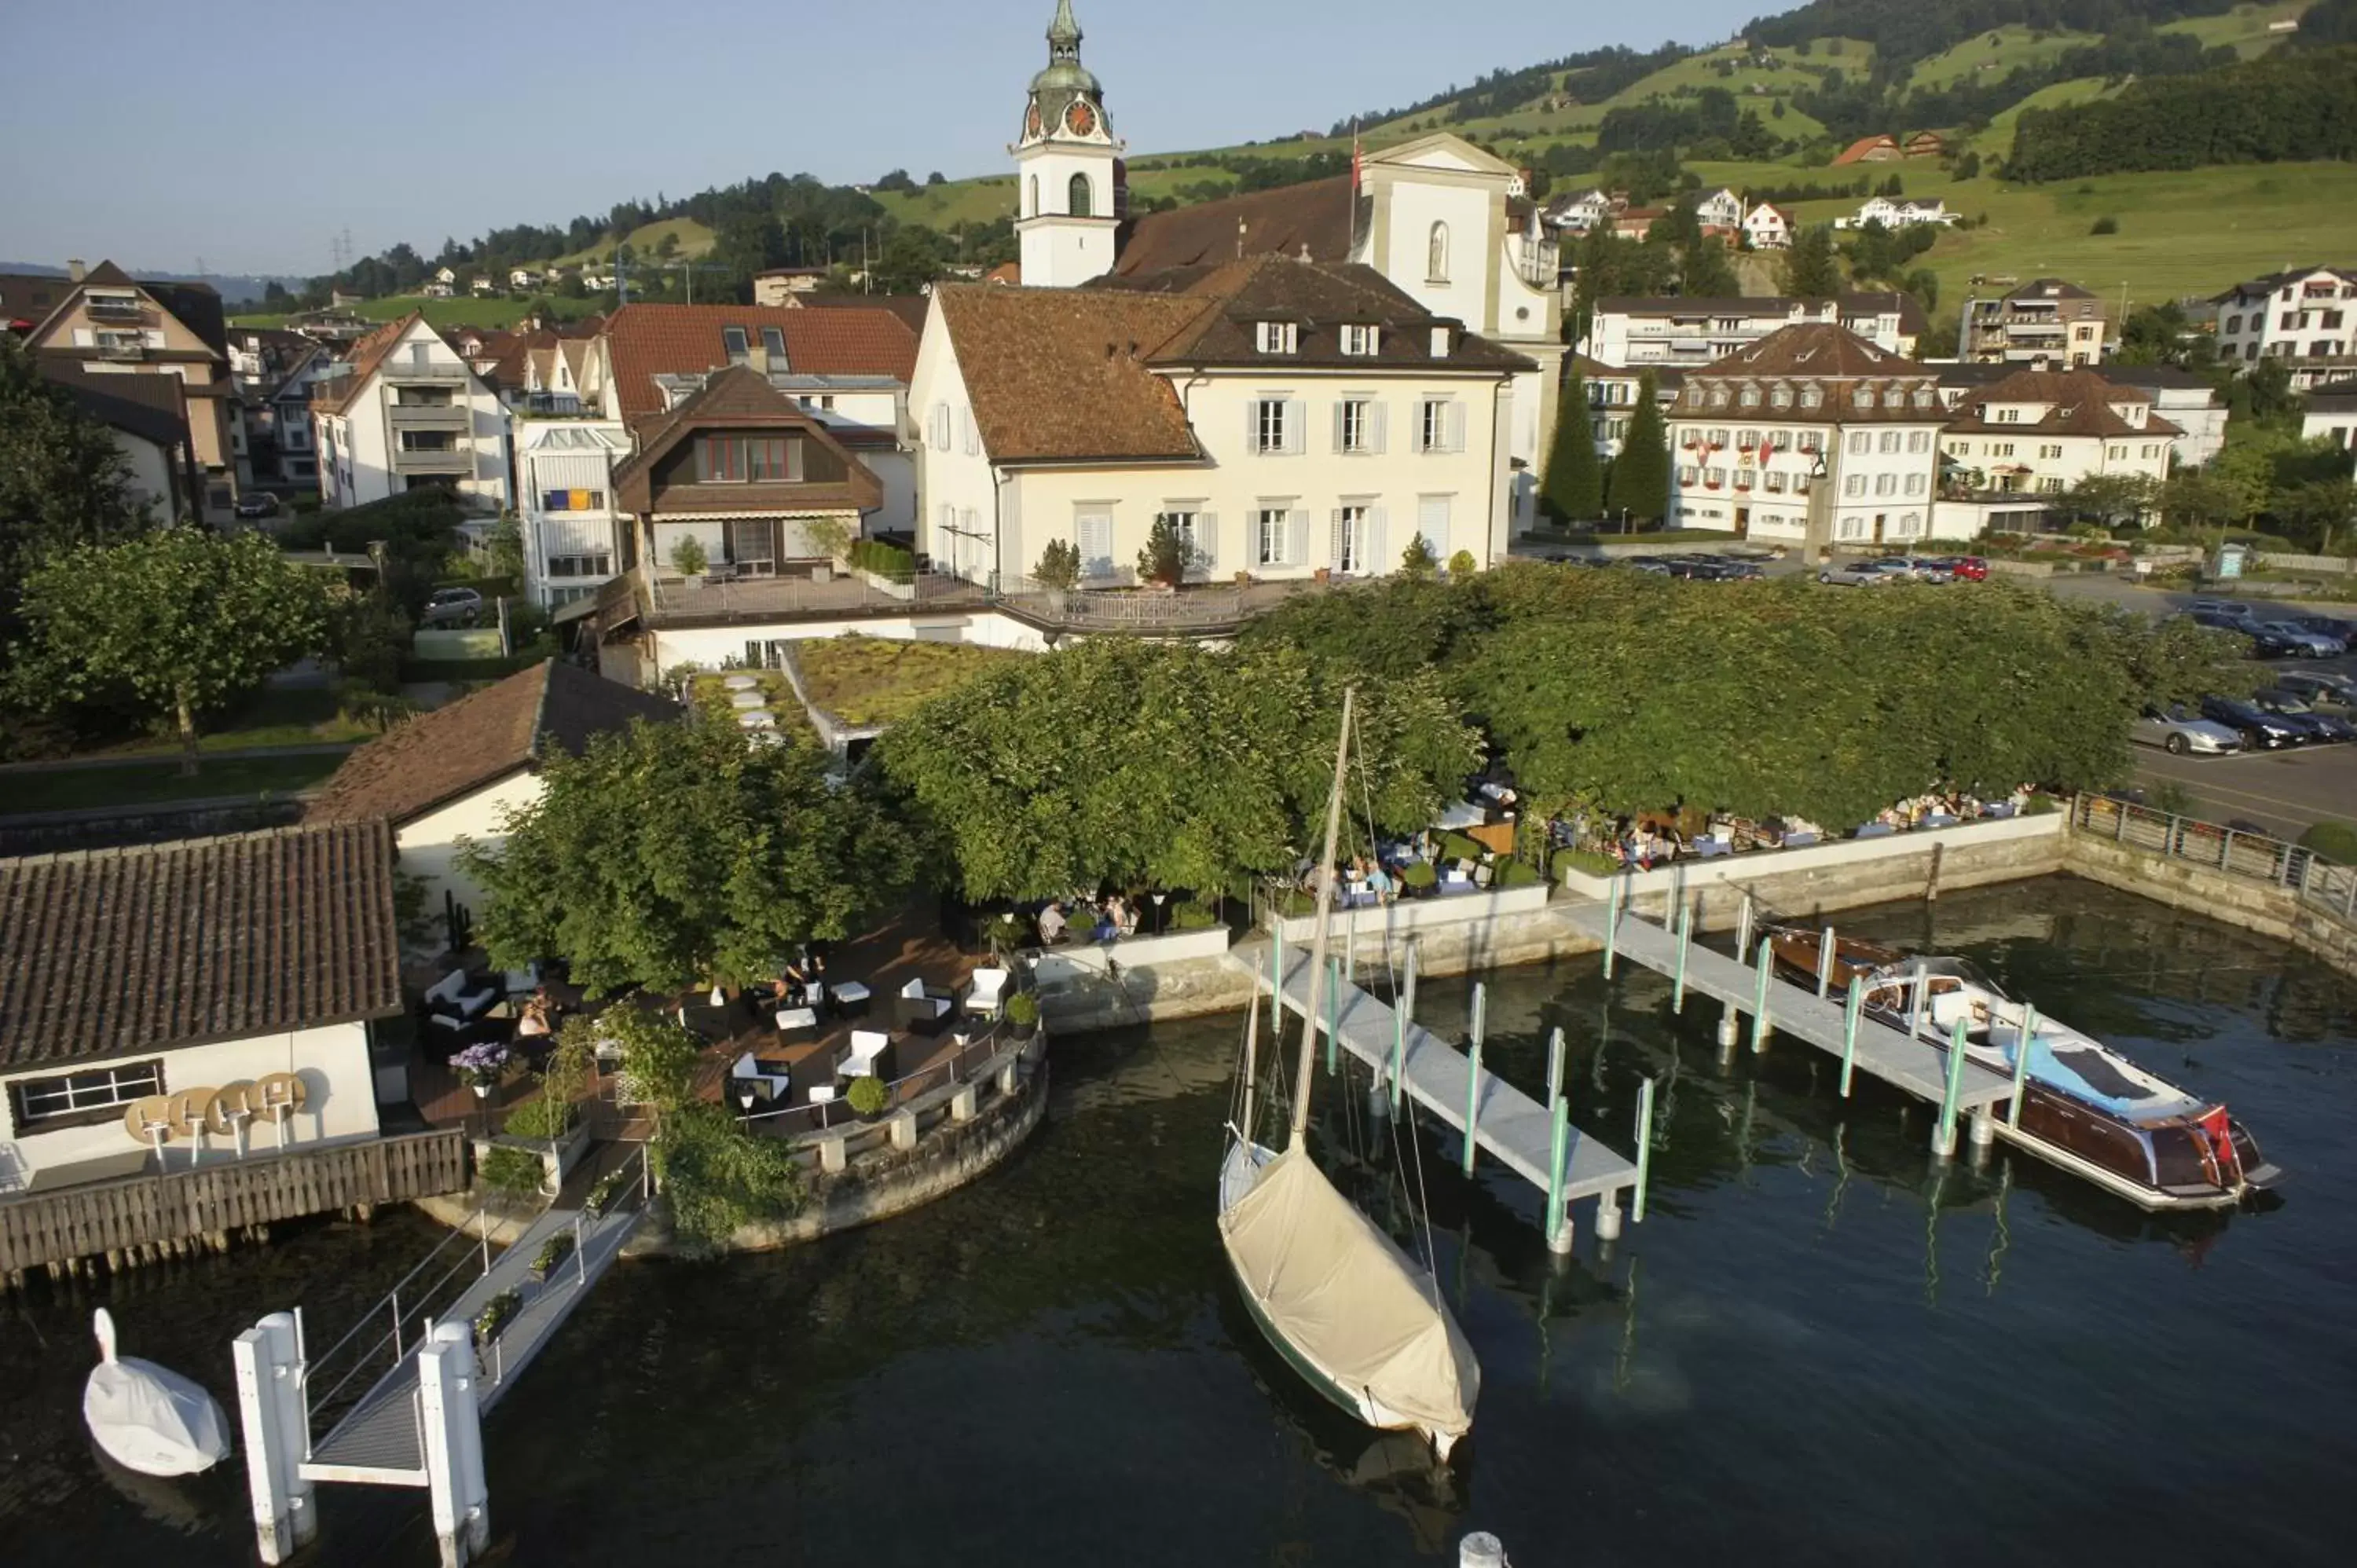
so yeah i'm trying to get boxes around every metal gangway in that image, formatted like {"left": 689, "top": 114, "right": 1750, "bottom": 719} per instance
{"left": 233, "top": 1145, "right": 653, "bottom": 1567}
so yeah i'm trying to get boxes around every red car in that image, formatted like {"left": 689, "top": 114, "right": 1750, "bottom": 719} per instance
{"left": 1926, "top": 555, "right": 1989, "bottom": 581}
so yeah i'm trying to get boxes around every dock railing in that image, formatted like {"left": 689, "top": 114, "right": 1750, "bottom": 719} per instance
{"left": 2072, "top": 794, "right": 2356, "bottom": 928}
{"left": 734, "top": 1025, "right": 1010, "bottom": 1145}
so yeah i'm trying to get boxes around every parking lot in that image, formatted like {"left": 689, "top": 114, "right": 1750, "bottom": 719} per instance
{"left": 2132, "top": 636, "right": 2357, "bottom": 838}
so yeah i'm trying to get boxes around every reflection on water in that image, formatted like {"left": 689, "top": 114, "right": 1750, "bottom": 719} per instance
{"left": 2, "top": 877, "right": 2352, "bottom": 1566}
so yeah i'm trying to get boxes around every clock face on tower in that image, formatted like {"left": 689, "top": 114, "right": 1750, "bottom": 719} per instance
{"left": 1065, "top": 99, "right": 1098, "bottom": 137}
{"left": 1025, "top": 102, "right": 1042, "bottom": 139}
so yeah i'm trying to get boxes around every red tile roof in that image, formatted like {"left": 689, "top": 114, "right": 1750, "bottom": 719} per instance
{"left": 600, "top": 302, "right": 918, "bottom": 418}
{"left": 312, "top": 313, "right": 423, "bottom": 414}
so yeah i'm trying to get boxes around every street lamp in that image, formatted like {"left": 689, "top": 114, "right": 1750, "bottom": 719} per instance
{"left": 737, "top": 1086, "right": 756, "bottom": 1128}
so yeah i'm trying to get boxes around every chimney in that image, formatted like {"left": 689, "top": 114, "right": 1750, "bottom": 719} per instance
{"left": 67, "top": 258, "right": 86, "bottom": 282}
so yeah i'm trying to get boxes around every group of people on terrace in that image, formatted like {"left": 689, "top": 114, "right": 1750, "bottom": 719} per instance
{"left": 1034, "top": 892, "right": 1141, "bottom": 947}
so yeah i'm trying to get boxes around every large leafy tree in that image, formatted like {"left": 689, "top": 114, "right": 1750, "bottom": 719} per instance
{"left": 464, "top": 720, "right": 918, "bottom": 995}
{"left": 1603, "top": 371, "right": 1670, "bottom": 524}
{"left": 1541, "top": 364, "right": 1604, "bottom": 522}
{"left": 9, "top": 526, "right": 328, "bottom": 771}
{"left": 0, "top": 337, "right": 152, "bottom": 613}
{"left": 877, "top": 639, "right": 1479, "bottom": 903}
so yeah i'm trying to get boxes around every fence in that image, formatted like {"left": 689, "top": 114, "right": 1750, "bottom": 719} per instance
{"left": 995, "top": 577, "right": 1251, "bottom": 632}
{"left": 2072, "top": 794, "right": 2357, "bottom": 926}
{"left": 1, "top": 1127, "right": 469, "bottom": 1276}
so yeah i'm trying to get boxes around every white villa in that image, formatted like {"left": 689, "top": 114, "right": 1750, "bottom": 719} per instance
{"left": 1934, "top": 367, "right": 2178, "bottom": 535}
{"left": 1742, "top": 203, "right": 1794, "bottom": 250}
{"left": 1835, "top": 196, "right": 1957, "bottom": 230}
{"left": 310, "top": 313, "right": 512, "bottom": 511}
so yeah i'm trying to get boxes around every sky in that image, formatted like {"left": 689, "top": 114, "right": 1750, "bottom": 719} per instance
{"left": 0, "top": 0, "right": 1767, "bottom": 278}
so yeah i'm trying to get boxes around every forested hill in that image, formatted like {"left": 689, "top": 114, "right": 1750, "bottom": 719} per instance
{"left": 1745, "top": 0, "right": 2245, "bottom": 71}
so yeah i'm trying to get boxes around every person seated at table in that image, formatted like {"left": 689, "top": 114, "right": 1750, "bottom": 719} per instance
{"left": 516, "top": 992, "right": 555, "bottom": 1039}
{"left": 1036, "top": 902, "right": 1069, "bottom": 946}
{"left": 1364, "top": 862, "right": 1395, "bottom": 903}
{"left": 779, "top": 958, "right": 812, "bottom": 1008}
{"left": 1113, "top": 896, "right": 1139, "bottom": 938}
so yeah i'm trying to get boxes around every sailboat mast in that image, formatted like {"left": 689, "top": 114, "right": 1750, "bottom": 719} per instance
{"left": 1288, "top": 687, "right": 1356, "bottom": 1149}
{"left": 1239, "top": 967, "right": 1261, "bottom": 1145}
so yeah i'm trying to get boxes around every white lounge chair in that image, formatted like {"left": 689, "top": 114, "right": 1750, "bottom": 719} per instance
{"left": 842, "top": 1029, "right": 890, "bottom": 1079}
{"left": 963, "top": 967, "right": 1010, "bottom": 1018}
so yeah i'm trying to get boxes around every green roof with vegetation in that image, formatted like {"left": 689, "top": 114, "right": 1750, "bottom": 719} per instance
{"left": 793, "top": 636, "right": 1028, "bottom": 729}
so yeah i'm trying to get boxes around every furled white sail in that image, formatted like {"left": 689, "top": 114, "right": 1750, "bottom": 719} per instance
{"left": 1219, "top": 1145, "right": 1477, "bottom": 1449}
{"left": 83, "top": 1308, "right": 230, "bottom": 1478}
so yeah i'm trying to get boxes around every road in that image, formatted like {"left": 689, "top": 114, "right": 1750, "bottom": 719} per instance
{"left": 2132, "top": 742, "right": 2357, "bottom": 839}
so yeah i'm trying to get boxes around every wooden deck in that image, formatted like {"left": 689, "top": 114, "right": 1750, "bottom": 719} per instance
{"left": 1230, "top": 936, "right": 1640, "bottom": 1207}
{"left": 1556, "top": 899, "right": 2017, "bottom": 1111}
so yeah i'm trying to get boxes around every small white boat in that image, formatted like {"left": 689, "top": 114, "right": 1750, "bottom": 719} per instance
{"left": 83, "top": 1307, "right": 231, "bottom": 1477}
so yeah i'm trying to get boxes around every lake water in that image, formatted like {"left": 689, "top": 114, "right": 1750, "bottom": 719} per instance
{"left": 5, "top": 877, "right": 2355, "bottom": 1566}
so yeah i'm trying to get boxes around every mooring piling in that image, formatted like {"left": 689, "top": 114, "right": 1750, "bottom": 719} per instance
{"left": 1633, "top": 1076, "right": 1657, "bottom": 1222}
{"left": 2008, "top": 1002, "right": 2037, "bottom": 1127}
{"left": 1839, "top": 976, "right": 1864, "bottom": 1097}
{"left": 1672, "top": 899, "right": 1694, "bottom": 1013}
{"left": 1816, "top": 925, "right": 1837, "bottom": 998}
{"left": 1461, "top": 984, "right": 1487, "bottom": 1177}
{"left": 1935, "top": 1015, "right": 1969, "bottom": 1157}
{"left": 1749, "top": 938, "right": 1774, "bottom": 1053}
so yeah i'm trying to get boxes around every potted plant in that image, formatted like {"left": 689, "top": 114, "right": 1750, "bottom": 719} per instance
{"left": 1004, "top": 991, "right": 1039, "bottom": 1041}
{"left": 1036, "top": 540, "right": 1081, "bottom": 612}
{"left": 1447, "top": 549, "right": 1478, "bottom": 578}
{"left": 474, "top": 1288, "right": 522, "bottom": 1345}
{"left": 582, "top": 1166, "right": 629, "bottom": 1219}
{"left": 845, "top": 1075, "right": 889, "bottom": 1121}
{"left": 1399, "top": 532, "right": 1439, "bottom": 578}
{"left": 529, "top": 1230, "right": 576, "bottom": 1283}
{"left": 1135, "top": 515, "right": 1187, "bottom": 592}
{"left": 452, "top": 1042, "right": 512, "bottom": 1102}
{"left": 670, "top": 534, "right": 709, "bottom": 588}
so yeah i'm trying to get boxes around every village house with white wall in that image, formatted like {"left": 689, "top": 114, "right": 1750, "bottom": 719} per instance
{"left": 1933, "top": 368, "right": 2177, "bottom": 536}
{"left": 2212, "top": 266, "right": 2357, "bottom": 388}
{"left": 1585, "top": 292, "right": 1923, "bottom": 368}
{"left": 0, "top": 823, "right": 405, "bottom": 1198}
{"left": 310, "top": 314, "right": 513, "bottom": 511}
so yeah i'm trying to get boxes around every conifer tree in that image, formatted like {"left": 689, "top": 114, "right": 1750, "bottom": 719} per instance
{"left": 1541, "top": 363, "right": 1604, "bottom": 522}
{"left": 1604, "top": 371, "right": 1670, "bottom": 525}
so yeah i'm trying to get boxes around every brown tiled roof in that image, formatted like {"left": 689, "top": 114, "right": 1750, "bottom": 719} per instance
{"left": 1115, "top": 174, "right": 1363, "bottom": 277}
{"left": 1838, "top": 289, "right": 1930, "bottom": 336}
{"left": 306, "top": 660, "right": 679, "bottom": 828}
{"left": 601, "top": 302, "right": 918, "bottom": 418}
{"left": 1834, "top": 134, "right": 1899, "bottom": 165}
{"left": 1112, "top": 255, "right": 1533, "bottom": 374}
{"left": 933, "top": 284, "right": 1211, "bottom": 463}
{"left": 0, "top": 271, "right": 72, "bottom": 329}
{"left": 312, "top": 313, "right": 423, "bottom": 414}
{"left": 1941, "top": 368, "right": 2184, "bottom": 438}
{"left": 0, "top": 822, "right": 404, "bottom": 1069}
{"left": 36, "top": 358, "right": 191, "bottom": 450}
{"left": 797, "top": 293, "right": 929, "bottom": 334}
{"left": 610, "top": 365, "right": 884, "bottom": 514}
{"left": 1677, "top": 322, "right": 1945, "bottom": 424}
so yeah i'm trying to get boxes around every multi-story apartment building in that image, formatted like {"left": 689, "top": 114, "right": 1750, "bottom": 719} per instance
{"left": 912, "top": 255, "right": 1529, "bottom": 587}
{"left": 2211, "top": 266, "right": 2357, "bottom": 388}
{"left": 1960, "top": 278, "right": 2107, "bottom": 369}
{"left": 1666, "top": 323, "right": 1948, "bottom": 552}
{"left": 20, "top": 261, "right": 245, "bottom": 521}
{"left": 2299, "top": 379, "right": 2357, "bottom": 454}
{"left": 1934, "top": 368, "right": 2176, "bottom": 536}
{"left": 1586, "top": 293, "right": 1923, "bottom": 371}
{"left": 310, "top": 314, "right": 512, "bottom": 511}
{"left": 1571, "top": 357, "right": 1681, "bottom": 460}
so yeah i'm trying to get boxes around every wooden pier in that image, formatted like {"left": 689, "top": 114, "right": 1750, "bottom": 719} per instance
{"left": 1558, "top": 896, "right": 2016, "bottom": 1123}
{"left": 1230, "top": 936, "right": 1640, "bottom": 1244}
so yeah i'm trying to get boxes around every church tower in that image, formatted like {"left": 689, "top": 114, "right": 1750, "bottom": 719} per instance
{"left": 1013, "top": 1, "right": 1121, "bottom": 288}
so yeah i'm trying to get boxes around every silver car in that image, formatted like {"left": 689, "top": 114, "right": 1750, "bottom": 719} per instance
{"left": 2274, "top": 669, "right": 2357, "bottom": 711}
{"left": 2251, "top": 621, "right": 2347, "bottom": 658}
{"left": 1818, "top": 561, "right": 1895, "bottom": 586}
{"left": 2187, "top": 599, "right": 2259, "bottom": 621}
{"left": 1891, "top": 556, "right": 1954, "bottom": 583}
{"left": 2132, "top": 703, "right": 2243, "bottom": 757}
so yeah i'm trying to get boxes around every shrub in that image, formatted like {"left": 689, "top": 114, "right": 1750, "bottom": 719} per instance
{"left": 502, "top": 1093, "right": 573, "bottom": 1141}
{"left": 2300, "top": 821, "right": 2357, "bottom": 863}
{"left": 1171, "top": 899, "right": 1221, "bottom": 930}
{"left": 1400, "top": 859, "right": 1438, "bottom": 891}
{"left": 654, "top": 1105, "right": 807, "bottom": 1258}
{"left": 584, "top": 1166, "right": 631, "bottom": 1218}
{"left": 1136, "top": 514, "right": 1189, "bottom": 587}
{"left": 479, "top": 1145, "right": 543, "bottom": 1197}
{"left": 2024, "top": 794, "right": 2060, "bottom": 816}
{"left": 1399, "top": 533, "right": 1439, "bottom": 578}
{"left": 1446, "top": 549, "right": 1479, "bottom": 577}
{"left": 846, "top": 1075, "right": 889, "bottom": 1116}
{"left": 532, "top": 1230, "right": 576, "bottom": 1274}
{"left": 474, "top": 1288, "right": 522, "bottom": 1343}
{"left": 1035, "top": 539, "right": 1083, "bottom": 592}
{"left": 845, "top": 539, "right": 914, "bottom": 577}
{"left": 2089, "top": 215, "right": 2118, "bottom": 236}
{"left": 1553, "top": 848, "right": 1621, "bottom": 878}
{"left": 1003, "top": 991, "right": 1039, "bottom": 1028}
{"left": 1495, "top": 859, "right": 1541, "bottom": 888}
{"left": 669, "top": 535, "right": 709, "bottom": 577}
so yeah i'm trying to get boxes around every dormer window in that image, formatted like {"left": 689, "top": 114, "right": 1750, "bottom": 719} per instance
{"left": 1853, "top": 386, "right": 1876, "bottom": 409}
{"left": 1739, "top": 385, "right": 1761, "bottom": 408}
{"left": 1799, "top": 385, "right": 1823, "bottom": 409}
{"left": 722, "top": 327, "right": 750, "bottom": 365}
{"left": 1770, "top": 384, "right": 1793, "bottom": 408}
{"left": 1912, "top": 387, "right": 1934, "bottom": 408}
{"left": 761, "top": 326, "right": 787, "bottom": 364}
{"left": 1687, "top": 386, "right": 1705, "bottom": 407}
{"left": 1255, "top": 321, "right": 1298, "bottom": 355}
{"left": 1709, "top": 385, "right": 1730, "bottom": 408}
{"left": 1340, "top": 324, "right": 1380, "bottom": 357}
{"left": 1428, "top": 326, "right": 1451, "bottom": 357}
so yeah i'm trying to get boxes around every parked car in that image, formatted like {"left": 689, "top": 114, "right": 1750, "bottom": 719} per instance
{"left": 232, "top": 493, "right": 280, "bottom": 519}
{"left": 2132, "top": 704, "right": 2243, "bottom": 756}
{"left": 2254, "top": 690, "right": 2357, "bottom": 743}
{"left": 1819, "top": 561, "right": 1895, "bottom": 586}
{"left": 1618, "top": 555, "right": 1673, "bottom": 575}
{"left": 2273, "top": 669, "right": 2357, "bottom": 711}
{"left": 2199, "top": 694, "right": 2304, "bottom": 749}
{"left": 1920, "top": 555, "right": 1988, "bottom": 581}
{"left": 1706, "top": 558, "right": 1765, "bottom": 581}
{"left": 2187, "top": 599, "right": 2260, "bottom": 622}
{"left": 1890, "top": 556, "right": 1955, "bottom": 583}
{"left": 1661, "top": 556, "right": 1717, "bottom": 579}
{"left": 420, "top": 587, "right": 484, "bottom": 627}
{"left": 2183, "top": 610, "right": 2250, "bottom": 635}
{"left": 2288, "top": 613, "right": 2355, "bottom": 643}
{"left": 2250, "top": 621, "right": 2348, "bottom": 658}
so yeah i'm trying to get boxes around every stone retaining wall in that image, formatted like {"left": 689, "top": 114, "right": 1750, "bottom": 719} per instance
{"left": 2062, "top": 832, "right": 2357, "bottom": 976}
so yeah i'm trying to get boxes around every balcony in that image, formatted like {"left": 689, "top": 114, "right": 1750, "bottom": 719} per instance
{"left": 393, "top": 445, "right": 476, "bottom": 475}
{"left": 92, "top": 340, "right": 148, "bottom": 361}
{"left": 84, "top": 295, "right": 147, "bottom": 323}
{"left": 390, "top": 403, "right": 471, "bottom": 430}
{"left": 383, "top": 361, "right": 469, "bottom": 383}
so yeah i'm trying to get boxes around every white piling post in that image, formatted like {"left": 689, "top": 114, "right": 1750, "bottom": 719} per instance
{"left": 1735, "top": 892, "right": 1754, "bottom": 963}
{"left": 1816, "top": 925, "right": 1837, "bottom": 998}
{"left": 420, "top": 1322, "right": 490, "bottom": 1568}
{"left": 233, "top": 1311, "right": 314, "bottom": 1563}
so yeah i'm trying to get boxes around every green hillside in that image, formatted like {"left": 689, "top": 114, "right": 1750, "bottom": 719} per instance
{"left": 555, "top": 216, "right": 715, "bottom": 266}
{"left": 1905, "top": 26, "right": 2102, "bottom": 90}
{"left": 1966, "top": 76, "right": 2121, "bottom": 156}
{"left": 229, "top": 293, "right": 610, "bottom": 331}
{"left": 2159, "top": 2, "right": 2315, "bottom": 56}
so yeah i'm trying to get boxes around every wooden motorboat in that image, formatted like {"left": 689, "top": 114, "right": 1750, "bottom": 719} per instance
{"left": 1771, "top": 943, "right": 2280, "bottom": 1211}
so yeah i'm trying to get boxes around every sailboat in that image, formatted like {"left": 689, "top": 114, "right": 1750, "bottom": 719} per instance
{"left": 1218, "top": 688, "right": 1479, "bottom": 1460}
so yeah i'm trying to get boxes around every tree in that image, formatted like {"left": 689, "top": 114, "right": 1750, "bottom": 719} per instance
{"left": 2272, "top": 478, "right": 2357, "bottom": 554}
{"left": 486, "top": 513, "right": 525, "bottom": 582}
{"left": 9, "top": 527, "right": 328, "bottom": 772}
{"left": 463, "top": 720, "right": 918, "bottom": 995}
{"left": 1035, "top": 539, "right": 1082, "bottom": 591}
{"left": 1604, "top": 371, "right": 1670, "bottom": 523}
{"left": 1776, "top": 224, "right": 1841, "bottom": 299}
{"left": 873, "top": 169, "right": 918, "bottom": 193}
{"left": 1541, "top": 364, "right": 1604, "bottom": 522}
{"left": 0, "top": 337, "right": 152, "bottom": 610}
{"left": 2062, "top": 473, "right": 2160, "bottom": 529}
{"left": 1136, "top": 513, "right": 1188, "bottom": 587}
{"left": 332, "top": 589, "right": 412, "bottom": 694}
{"left": 877, "top": 639, "right": 1479, "bottom": 903}
{"left": 1952, "top": 150, "right": 1982, "bottom": 180}
{"left": 926, "top": 170, "right": 948, "bottom": 186}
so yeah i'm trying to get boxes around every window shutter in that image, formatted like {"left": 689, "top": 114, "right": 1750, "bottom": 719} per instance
{"left": 1329, "top": 510, "right": 1345, "bottom": 568}
{"left": 1248, "top": 401, "right": 1264, "bottom": 451}
{"left": 1197, "top": 512, "right": 1218, "bottom": 572}
{"left": 963, "top": 409, "right": 981, "bottom": 456}
{"left": 1331, "top": 401, "right": 1347, "bottom": 453}
{"left": 1287, "top": 511, "right": 1308, "bottom": 568}
{"left": 1367, "top": 506, "right": 1388, "bottom": 573}
{"left": 1447, "top": 400, "right": 1468, "bottom": 453}
{"left": 1288, "top": 399, "right": 1308, "bottom": 455}
{"left": 1369, "top": 401, "right": 1388, "bottom": 455}
{"left": 1079, "top": 515, "right": 1113, "bottom": 579}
